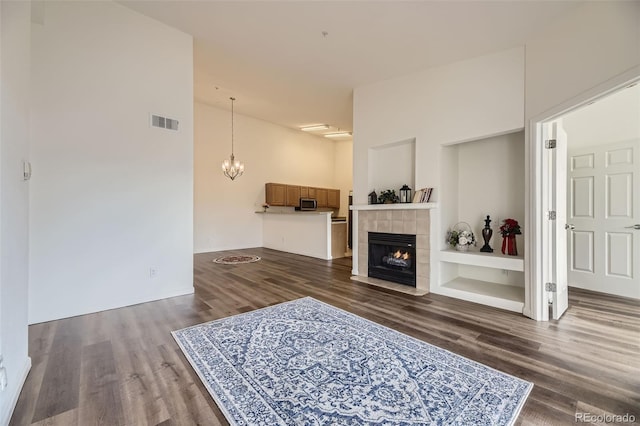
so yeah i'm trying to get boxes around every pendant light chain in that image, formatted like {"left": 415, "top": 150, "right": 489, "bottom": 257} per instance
{"left": 230, "top": 97, "right": 235, "bottom": 156}
{"left": 221, "top": 96, "right": 244, "bottom": 180}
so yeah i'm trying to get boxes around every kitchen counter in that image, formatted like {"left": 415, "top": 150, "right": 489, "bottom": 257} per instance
{"left": 256, "top": 210, "right": 332, "bottom": 215}
{"left": 259, "top": 210, "right": 346, "bottom": 260}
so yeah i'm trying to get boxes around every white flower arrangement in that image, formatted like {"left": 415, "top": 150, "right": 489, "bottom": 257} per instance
{"left": 446, "top": 224, "right": 476, "bottom": 248}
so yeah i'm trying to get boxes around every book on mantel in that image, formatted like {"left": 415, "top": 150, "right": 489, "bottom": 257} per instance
{"left": 412, "top": 188, "right": 433, "bottom": 203}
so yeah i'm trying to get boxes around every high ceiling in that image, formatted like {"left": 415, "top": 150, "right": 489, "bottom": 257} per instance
{"left": 119, "top": 1, "right": 583, "bottom": 136}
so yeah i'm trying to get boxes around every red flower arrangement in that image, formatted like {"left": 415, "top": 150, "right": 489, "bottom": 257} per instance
{"left": 499, "top": 218, "right": 521, "bottom": 236}
{"left": 499, "top": 218, "right": 521, "bottom": 255}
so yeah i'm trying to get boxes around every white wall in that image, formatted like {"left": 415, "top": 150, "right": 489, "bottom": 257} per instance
{"left": 563, "top": 84, "right": 640, "bottom": 149}
{"left": 0, "top": 1, "right": 31, "bottom": 423}
{"left": 333, "top": 140, "right": 353, "bottom": 218}
{"left": 29, "top": 1, "right": 194, "bottom": 324}
{"left": 525, "top": 1, "right": 640, "bottom": 121}
{"left": 456, "top": 132, "right": 525, "bottom": 239}
{"left": 368, "top": 139, "right": 415, "bottom": 200}
{"left": 194, "top": 101, "right": 350, "bottom": 253}
{"left": 263, "top": 213, "right": 331, "bottom": 260}
{"left": 353, "top": 46, "right": 525, "bottom": 206}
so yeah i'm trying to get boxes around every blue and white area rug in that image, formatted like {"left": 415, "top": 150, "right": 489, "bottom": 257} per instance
{"left": 172, "top": 297, "right": 532, "bottom": 425}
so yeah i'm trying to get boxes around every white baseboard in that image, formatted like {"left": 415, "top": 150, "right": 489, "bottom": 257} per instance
{"left": 1, "top": 356, "right": 32, "bottom": 426}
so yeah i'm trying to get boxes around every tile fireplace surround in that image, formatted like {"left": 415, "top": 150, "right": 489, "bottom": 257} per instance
{"left": 350, "top": 204, "right": 436, "bottom": 296}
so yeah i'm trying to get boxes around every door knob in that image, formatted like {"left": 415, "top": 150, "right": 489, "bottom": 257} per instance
{"left": 624, "top": 224, "right": 640, "bottom": 230}
{"left": 565, "top": 224, "right": 575, "bottom": 230}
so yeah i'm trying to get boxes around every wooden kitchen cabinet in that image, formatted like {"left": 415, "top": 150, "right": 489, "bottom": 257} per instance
{"left": 331, "top": 222, "right": 347, "bottom": 259}
{"left": 316, "top": 188, "right": 328, "bottom": 207}
{"left": 265, "top": 183, "right": 286, "bottom": 206}
{"left": 285, "top": 185, "right": 301, "bottom": 207}
{"left": 265, "top": 183, "right": 340, "bottom": 209}
{"left": 307, "top": 187, "right": 316, "bottom": 199}
{"left": 327, "top": 189, "right": 340, "bottom": 209}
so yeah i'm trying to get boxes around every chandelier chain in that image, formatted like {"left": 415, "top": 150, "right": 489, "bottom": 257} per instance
{"left": 221, "top": 96, "right": 243, "bottom": 180}
{"left": 230, "top": 97, "right": 235, "bottom": 156}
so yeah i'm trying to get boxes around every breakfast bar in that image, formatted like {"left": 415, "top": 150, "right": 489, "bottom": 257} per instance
{"left": 260, "top": 211, "right": 347, "bottom": 260}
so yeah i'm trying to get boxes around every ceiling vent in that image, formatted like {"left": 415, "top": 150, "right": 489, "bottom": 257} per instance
{"left": 151, "top": 114, "right": 179, "bottom": 131}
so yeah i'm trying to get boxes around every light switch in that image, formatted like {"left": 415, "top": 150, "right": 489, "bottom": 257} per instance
{"left": 23, "top": 161, "right": 32, "bottom": 180}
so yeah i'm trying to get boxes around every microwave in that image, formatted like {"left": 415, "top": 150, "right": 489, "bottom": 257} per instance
{"left": 296, "top": 198, "right": 317, "bottom": 211}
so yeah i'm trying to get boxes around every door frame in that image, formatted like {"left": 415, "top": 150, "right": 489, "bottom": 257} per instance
{"left": 525, "top": 66, "right": 640, "bottom": 321}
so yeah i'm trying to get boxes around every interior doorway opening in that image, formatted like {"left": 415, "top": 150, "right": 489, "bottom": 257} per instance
{"left": 532, "top": 73, "right": 640, "bottom": 321}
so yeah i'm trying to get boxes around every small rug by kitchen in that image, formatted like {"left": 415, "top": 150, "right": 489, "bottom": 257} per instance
{"left": 213, "top": 255, "right": 261, "bottom": 265}
{"left": 172, "top": 297, "right": 533, "bottom": 426}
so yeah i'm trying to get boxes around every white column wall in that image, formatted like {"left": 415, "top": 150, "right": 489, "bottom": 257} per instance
{"left": 0, "top": 1, "right": 32, "bottom": 423}
{"left": 29, "top": 1, "right": 194, "bottom": 324}
{"left": 333, "top": 140, "right": 353, "bottom": 218}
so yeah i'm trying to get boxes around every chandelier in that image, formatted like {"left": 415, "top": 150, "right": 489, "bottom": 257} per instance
{"left": 221, "top": 97, "right": 244, "bottom": 180}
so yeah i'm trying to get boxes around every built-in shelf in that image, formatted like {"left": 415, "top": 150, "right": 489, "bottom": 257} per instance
{"left": 437, "top": 249, "right": 525, "bottom": 313}
{"left": 436, "top": 130, "right": 526, "bottom": 315}
{"left": 351, "top": 203, "right": 437, "bottom": 211}
{"left": 438, "top": 277, "right": 524, "bottom": 313}
{"left": 439, "top": 248, "right": 524, "bottom": 271}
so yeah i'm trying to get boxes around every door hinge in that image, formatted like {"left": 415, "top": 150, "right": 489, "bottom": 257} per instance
{"left": 545, "top": 282, "right": 557, "bottom": 292}
{"left": 548, "top": 211, "right": 556, "bottom": 220}
{"left": 545, "top": 139, "right": 557, "bottom": 149}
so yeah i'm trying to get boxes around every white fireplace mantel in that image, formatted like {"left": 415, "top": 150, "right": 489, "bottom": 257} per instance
{"left": 350, "top": 203, "right": 437, "bottom": 211}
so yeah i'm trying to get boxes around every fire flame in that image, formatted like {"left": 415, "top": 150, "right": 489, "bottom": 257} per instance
{"left": 393, "top": 250, "right": 410, "bottom": 260}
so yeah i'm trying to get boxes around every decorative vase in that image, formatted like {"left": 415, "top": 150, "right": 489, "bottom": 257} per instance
{"left": 480, "top": 215, "right": 493, "bottom": 253}
{"left": 456, "top": 244, "right": 468, "bottom": 252}
{"left": 508, "top": 235, "right": 518, "bottom": 256}
{"left": 502, "top": 235, "right": 518, "bottom": 256}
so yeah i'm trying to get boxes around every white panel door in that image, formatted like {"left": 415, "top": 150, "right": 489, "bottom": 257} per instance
{"left": 568, "top": 140, "right": 640, "bottom": 299}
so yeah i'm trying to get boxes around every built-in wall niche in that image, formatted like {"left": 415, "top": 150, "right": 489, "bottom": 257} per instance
{"left": 368, "top": 138, "right": 415, "bottom": 197}
{"left": 441, "top": 131, "right": 525, "bottom": 249}
{"left": 436, "top": 130, "right": 526, "bottom": 313}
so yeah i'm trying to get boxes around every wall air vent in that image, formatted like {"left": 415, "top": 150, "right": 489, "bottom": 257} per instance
{"left": 151, "top": 114, "right": 179, "bottom": 131}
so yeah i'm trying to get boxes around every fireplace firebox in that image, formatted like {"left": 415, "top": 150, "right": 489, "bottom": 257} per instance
{"left": 368, "top": 232, "right": 416, "bottom": 287}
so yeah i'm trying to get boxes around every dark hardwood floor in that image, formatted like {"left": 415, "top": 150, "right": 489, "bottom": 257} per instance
{"left": 10, "top": 248, "right": 640, "bottom": 425}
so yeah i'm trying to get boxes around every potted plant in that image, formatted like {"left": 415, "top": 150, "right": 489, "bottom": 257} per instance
{"left": 378, "top": 190, "right": 399, "bottom": 204}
